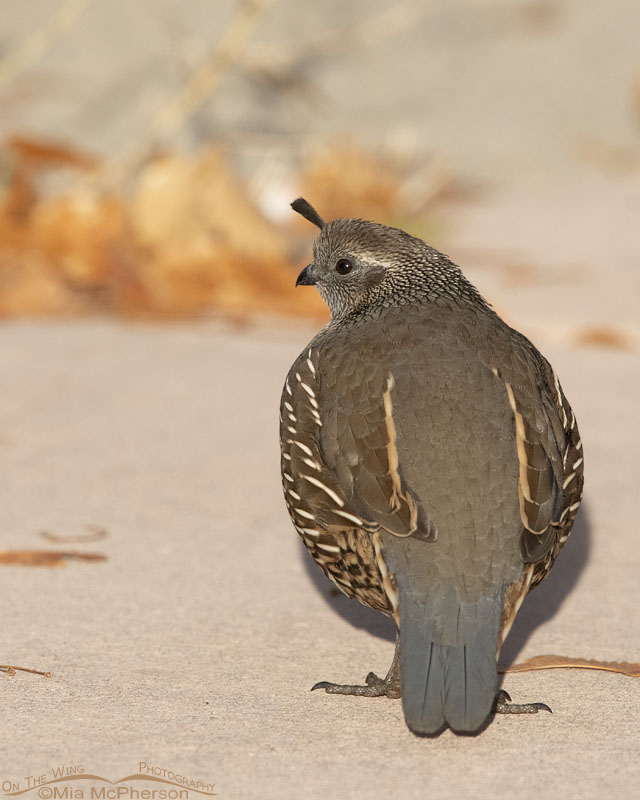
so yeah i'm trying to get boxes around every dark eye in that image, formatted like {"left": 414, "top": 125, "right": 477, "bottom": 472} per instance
{"left": 335, "top": 258, "right": 353, "bottom": 275}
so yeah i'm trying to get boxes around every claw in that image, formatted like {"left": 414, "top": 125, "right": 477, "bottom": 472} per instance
{"left": 493, "top": 690, "right": 552, "bottom": 715}
{"left": 310, "top": 678, "right": 388, "bottom": 696}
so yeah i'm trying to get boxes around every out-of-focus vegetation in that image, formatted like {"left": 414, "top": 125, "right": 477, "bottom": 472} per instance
{"left": 0, "top": 136, "right": 449, "bottom": 320}
{"left": 1, "top": 0, "right": 637, "bottom": 341}
{"left": 0, "top": 0, "right": 457, "bottom": 321}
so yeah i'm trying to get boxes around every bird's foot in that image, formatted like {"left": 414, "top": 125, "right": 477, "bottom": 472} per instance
{"left": 493, "top": 689, "right": 552, "bottom": 715}
{"left": 312, "top": 638, "right": 402, "bottom": 699}
{"left": 312, "top": 671, "right": 401, "bottom": 699}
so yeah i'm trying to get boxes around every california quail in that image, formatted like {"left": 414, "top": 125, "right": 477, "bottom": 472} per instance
{"left": 280, "top": 198, "right": 584, "bottom": 735}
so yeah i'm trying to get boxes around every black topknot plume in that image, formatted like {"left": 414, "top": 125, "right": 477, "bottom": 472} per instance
{"left": 291, "top": 197, "right": 325, "bottom": 230}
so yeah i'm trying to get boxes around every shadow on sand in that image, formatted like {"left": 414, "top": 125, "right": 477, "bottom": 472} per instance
{"left": 500, "top": 503, "right": 592, "bottom": 665}
{"left": 300, "top": 502, "right": 592, "bottom": 661}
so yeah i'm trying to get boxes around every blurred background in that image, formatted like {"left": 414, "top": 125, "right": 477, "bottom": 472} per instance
{"left": 0, "top": 0, "right": 638, "bottom": 341}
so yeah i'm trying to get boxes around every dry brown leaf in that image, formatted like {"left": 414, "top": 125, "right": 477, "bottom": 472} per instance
{"left": 0, "top": 258, "right": 77, "bottom": 316}
{"left": 135, "top": 238, "right": 326, "bottom": 319}
{"left": 8, "top": 136, "right": 99, "bottom": 172}
{"left": 0, "top": 550, "right": 107, "bottom": 567}
{"left": 574, "top": 326, "right": 634, "bottom": 351}
{"left": 500, "top": 655, "right": 640, "bottom": 678}
{"left": 31, "top": 191, "right": 135, "bottom": 291}
{"left": 131, "top": 148, "right": 287, "bottom": 262}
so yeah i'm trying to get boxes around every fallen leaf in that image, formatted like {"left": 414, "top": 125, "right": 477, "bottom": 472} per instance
{"left": 131, "top": 149, "right": 288, "bottom": 262}
{"left": 0, "top": 550, "right": 107, "bottom": 567}
{"left": 8, "top": 136, "right": 99, "bottom": 172}
{"left": 574, "top": 326, "right": 634, "bottom": 351}
{"left": 500, "top": 654, "right": 640, "bottom": 678}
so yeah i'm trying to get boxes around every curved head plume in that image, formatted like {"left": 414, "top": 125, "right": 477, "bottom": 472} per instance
{"left": 291, "top": 197, "right": 325, "bottom": 230}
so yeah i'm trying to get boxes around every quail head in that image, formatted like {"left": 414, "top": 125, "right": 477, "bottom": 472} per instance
{"left": 280, "top": 198, "right": 583, "bottom": 735}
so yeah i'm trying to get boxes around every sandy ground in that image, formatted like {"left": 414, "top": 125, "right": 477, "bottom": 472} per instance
{"left": 1, "top": 306, "right": 639, "bottom": 798}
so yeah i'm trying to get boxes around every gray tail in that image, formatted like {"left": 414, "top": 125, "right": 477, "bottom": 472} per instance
{"left": 398, "top": 587, "right": 503, "bottom": 735}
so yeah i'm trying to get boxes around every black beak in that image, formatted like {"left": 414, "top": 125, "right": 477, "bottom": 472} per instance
{"left": 295, "top": 264, "right": 317, "bottom": 287}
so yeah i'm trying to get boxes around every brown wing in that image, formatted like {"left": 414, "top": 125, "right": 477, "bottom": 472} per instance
{"left": 492, "top": 340, "right": 584, "bottom": 584}
{"left": 280, "top": 344, "right": 435, "bottom": 541}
